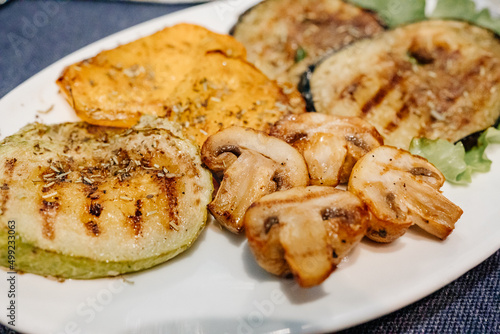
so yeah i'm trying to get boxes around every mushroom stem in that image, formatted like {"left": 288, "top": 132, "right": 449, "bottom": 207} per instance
{"left": 209, "top": 151, "right": 278, "bottom": 233}
{"left": 201, "top": 126, "right": 309, "bottom": 233}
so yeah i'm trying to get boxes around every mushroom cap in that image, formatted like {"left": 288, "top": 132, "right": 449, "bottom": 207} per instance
{"left": 270, "top": 113, "right": 383, "bottom": 185}
{"left": 201, "top": 126, "right": 309, "bottom": 189}
{"left": 201, "top": 126, "right": 309, "bottom": 233}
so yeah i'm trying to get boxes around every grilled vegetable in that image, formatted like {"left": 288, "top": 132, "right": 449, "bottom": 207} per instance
{"left": 0, "top": 116, "right": 213, "bottom": 279}
{"left": 270, "top": 113, "right": 383, "bottom": 186}
{"left": 231, "top": 0, "right": 384, "bottom": 85}
{"left": 302, "top": 20, "right": 500, "bottom": 149}
{"left": 57, "top": 23, "right": 305, "bottom": 147}
{"left": 201, "top": 126, "right": 309, "bottom": 233}
{"left": 348, "top": 146, "right": 463, "bottom": 242}
{"left": 165, "top": 51, "right": 305, "bottom": 147}
{"left": 244, "top": 186, "right": 369, "bottom": 287}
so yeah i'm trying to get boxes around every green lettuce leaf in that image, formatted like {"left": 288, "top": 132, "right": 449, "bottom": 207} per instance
{"left": 349, "top": 0, "right": 500, "bottom": 35}
{"left": 464, "top": 126, "right": 500, "bottom": 170}
{"left": 409, "top": 126, "right": 500, "bottom": 184}
{"left": 409, "top": 138, "right": 469, "bottom": 184}
{"left": 474, "top": 9, "right": 500, "bottom": 35}
{"left": 431, "top": 0, "right": 477, "bottom": 21}
{"left": 431, "top": 0, "right": 500, "bottom": 35}
{"left": 347, "top": 0, "right": 426, "bottom": 28}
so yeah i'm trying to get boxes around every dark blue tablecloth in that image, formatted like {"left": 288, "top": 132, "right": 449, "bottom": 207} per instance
{"left": 0, "top": 1, "right": 498, "bottom": 333}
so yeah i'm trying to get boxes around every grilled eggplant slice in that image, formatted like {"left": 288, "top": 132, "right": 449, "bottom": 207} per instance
{"left": 231, "top": 0, "right": 384, "bottom": 85}
{"left": 0, "top": 116, "right": 213, "bottom": 279}
{"left": 57, "top": 23, "right": 305, "bottom": 147}
{"left": 304, "top": 20, "right": 500, "bottom": 149}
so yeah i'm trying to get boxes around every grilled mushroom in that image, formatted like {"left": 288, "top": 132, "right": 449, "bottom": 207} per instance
{"left": 348, "top": 146, "right": 463, "bottom": 242}
{"left": 270, "top": 113, "right": 383, "bottom": 186}
{"left": 201, "top": 126, "right": 309, "bottom": 233}
{"left": 244, "top": 186, "right": 369, "bottom": 287}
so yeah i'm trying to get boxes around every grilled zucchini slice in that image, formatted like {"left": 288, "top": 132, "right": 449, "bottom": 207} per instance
{"left": 231, "top": 0, "right": 384, "bottom": 85}
{"left": 0, "top": 116, "right": 213, "bottom": 279}
{"left": 303, "top": 20, "right": 500, "bottom": 149}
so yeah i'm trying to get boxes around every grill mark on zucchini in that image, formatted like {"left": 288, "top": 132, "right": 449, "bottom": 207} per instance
{"left": 160, "top": 176, "right": 180, "bottom": 230}
{"left": 0, "top": 158, "right": 16, "bottom": 216}
{"left": 40, "top": 200, "right": 60, "bottom": 240}
{"left": 85, "top": 220, "right": 101, "bottom": 237}
{"left": 89, "top": 202, "right": 103, "bottom": 217}
{"left": 128, "top": 199, "right": 143, "bottom": 236}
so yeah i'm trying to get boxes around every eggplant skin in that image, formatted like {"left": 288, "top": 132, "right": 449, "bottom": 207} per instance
{"left": 458, "top": 116, "right": 500, "bottom": 150}
{"left": 306, "top": 20, "right": 500, "bottom": 149}
{"left": 231, "top": 0, "right": 384, "bottom": 85}
{"left": 298, "top": 64, "right": 317, "bottom": 112}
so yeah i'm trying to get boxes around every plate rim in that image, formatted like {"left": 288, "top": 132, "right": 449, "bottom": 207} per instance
{"left": 0, "top": 1, "right": 499, "bottom": 333}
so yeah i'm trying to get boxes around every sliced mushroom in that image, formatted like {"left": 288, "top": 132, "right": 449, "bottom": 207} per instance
{"left": 244, "top": 186, "right": 369, "bottom": 287}
{"left": 270, "top": 113, "right": 383, "bottom": 186}
{"left": 348, "top": 146, "right": 463, "bottom": 242}
{"left": 201, "top": 126, "right": 309, "bottom": 233}
{"left": 206, "top": 151, "right": 278, "bottom": 233}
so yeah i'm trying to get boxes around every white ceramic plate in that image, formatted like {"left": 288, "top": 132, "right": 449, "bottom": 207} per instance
{"left": 1, "top": 1, "right": 499, "bottom": 333}
{"left": 116, "top": 0, "right": 216, "bottom": 3}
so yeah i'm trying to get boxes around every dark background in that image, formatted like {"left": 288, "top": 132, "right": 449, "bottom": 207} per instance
{"left": 0, "top": 1, "right": 498, "bottom": 333}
